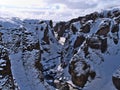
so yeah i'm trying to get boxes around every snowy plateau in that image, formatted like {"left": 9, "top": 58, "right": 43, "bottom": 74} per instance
{"left": 0, "top": 8, "right": 120, "bottom": 90}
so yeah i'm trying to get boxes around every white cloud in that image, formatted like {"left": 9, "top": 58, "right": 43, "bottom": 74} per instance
{"left": 0, "top": 0, "right": 46, "bottom": 7}
{"left": 0, "top": 0, "right": 120, "bottom": 21}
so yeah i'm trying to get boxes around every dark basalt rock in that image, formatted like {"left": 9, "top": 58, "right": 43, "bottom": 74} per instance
{"left": 0, "top": 25, "right": 2, "bottom": 27}
{"left": 111, "top": 24, "right": 119, "bottom": 45}
{"left": 96, "top": 25, "right": 110, "bottom": 36}
{"left": 86, "top": 37, "right": 101, "bottom": 50}
{"left": 39, "top": 21, "right": 44, "bottom": 24}
{"left": 69, "top": 56, "right": 96, "bottom": 88}
{"left": 99, "top": 12, "right": 104, "bottom": 18}
{"left": 15, "top": 41, "right": 21, "bottom": 47}
{"left": 107, "top": 11, "right": 112, "bottom": 18}
{"left": 42, "top": 25, "right": 50, "bottom": 44}
{"left": 80, "top": 23, "right": 91, "bottom": 33}
{"left": 0, "top": 47, "right": 15, "bottom": 89}
{"left": 100, "top": 38, "right": 107, "bottom": 53}
{"left": 113, "top": 38, "right": 119, "bottom": 45}
{"left": 69, "top": 17, "right": 83, "bottom": 24}
{"left": 35, "top": 60, "right": 43, "bottom": 71}
{"left": 59, "top": 84, "right": 69, "bottom": 90}
{"left": 53, "top": 81, "right": 69, "bottom": 90}
{"left": 113, "top": 9, "right": 120, "bottom": 17}
{"left": 83, "top": 44, "right": 89, "bottom": 57}
{"left": 54, "top": 22, "right": 66, "bottom": 38}
{"left": 111, "top": 24, "right": 119, "bottom": 33}
{"left": 40, "top": 26, "right": 44, "bottom": 31}
{"left": 26, "top": 42, "right": 40, "bottom": 51}
{"left": 71, "top": 74, "right": 89, "bottom": 88}
{"left": 115, "top": 16, "right": 120, "bottom": 24}
{"left": 85, "top": 36, "right": 108, "bottom": 53}
{"left": 85, "top": 12, "right": 99, "bottom": 21}
{"left": 112, "top": 76, "right": 120, "bottom": 90}
{"left": 73, "top": 35, "right": 85, "bottom": 48}
{"left": 49, "top": 20, "right": 53, "bottom": 28}
{"left": 0, "top": 32, "right": 3, "bottom": 41}
{"left": 89, "top": 71, "right": 96, "bottom": 79}
{"left": 36, "top": 26, "right": 39, "bottom": 30}
{"left": 71, "top": 24, "right": 78, "bottom": 34}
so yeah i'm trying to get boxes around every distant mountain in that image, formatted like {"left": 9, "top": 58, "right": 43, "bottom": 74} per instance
{"left": 0, "top": 8, "right": 120, "bottom": 90}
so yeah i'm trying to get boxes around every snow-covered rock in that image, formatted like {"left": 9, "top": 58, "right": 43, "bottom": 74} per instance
{"left": 0, "top": 8, "right": 120, "bottom": 90}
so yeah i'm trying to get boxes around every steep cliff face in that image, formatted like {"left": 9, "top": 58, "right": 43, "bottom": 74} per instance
{"left": 0, "top": 45, "right": 17, "bottom": 90}
{"left": 0, "top": 18, "right": 63, "bottom": 90}
{"left": 0, "top": 8, "right": 120, "bottom": 90}
{"left": 53, "top": 8, "right": 120, "bottom": 90}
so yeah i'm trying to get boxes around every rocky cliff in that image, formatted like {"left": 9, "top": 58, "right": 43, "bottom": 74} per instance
{"left": 0, "top": 8, "right": 120, "bottom": 90}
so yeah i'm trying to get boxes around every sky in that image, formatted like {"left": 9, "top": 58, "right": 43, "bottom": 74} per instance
{"left": 0, "top": 0, "right": 120, "bottom": 21}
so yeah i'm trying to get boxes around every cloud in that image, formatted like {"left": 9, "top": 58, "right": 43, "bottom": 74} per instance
{"left": 43, "top": 0, "right": 97, "bottom": 9}
{"left": 0, "top": 0, "right": 120, "bottom": 21}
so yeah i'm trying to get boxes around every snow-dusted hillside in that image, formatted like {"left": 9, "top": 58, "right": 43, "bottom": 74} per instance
{"left": 0, "top": 8, "right": 120, "bottom": 90}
